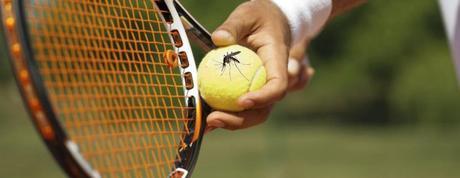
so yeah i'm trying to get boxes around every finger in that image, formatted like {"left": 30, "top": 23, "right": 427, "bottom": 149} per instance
{"left": 204, "top": 126, "right": 217, "bottom": 135}
{"left": 211, "top": 3, "right": 256, "bottom": 46}
{"left": 206, "top": 106, "right": 272, "bottom": 131}
{"left": 238, "top": 42, "right": 289, "bottom": 109}
{"left": 307, "top": 66, "right": 315, "bottom": 76}
{"left": 289, "top": 55, "right": 313, "bottom": 90}
{"left": 287, "top": 40, "right": 308, "bottom": 90}
{"left": 288, "top": 58, "right": 301, "bottom": 89}
{"left": 291, "top": 67, "right": 315, "bottom": 91}
{"left": 287, "top": 58, "right": 300, "bottom": 77}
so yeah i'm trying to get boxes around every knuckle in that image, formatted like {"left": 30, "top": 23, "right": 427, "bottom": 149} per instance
{"left": 256, "top": 107, "right": 273, "bottom": 124}
{"left": 225, "top": 119, "right": 244, "bottom": 131}
{"left": 235, "top": 2, "right": 255, "bottom": 14}
{"left": 262, "top": 36, "right": 279, "bottom": 45}
{"left": 275, "top": 82, "right": 288, "bottom": 101}
{"left": 276, "top": 90, "right": 288, "bottom": 101}
{"left": 265, "top": 77, "right": 288, "bottom": 102}
{"left": 264, "top": 34, "right": 290, "bottom": 48}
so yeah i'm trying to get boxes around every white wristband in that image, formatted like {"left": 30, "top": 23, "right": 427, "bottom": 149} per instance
{"left": 271, "top": 0, "right": 332, "bottom": 44}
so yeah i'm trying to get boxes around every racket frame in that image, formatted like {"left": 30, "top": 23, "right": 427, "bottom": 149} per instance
{"left": 1, "top": 0, "right": 100, "bottom": 177}
{"left": 0, "top": 0, "right": 211, "bottom": 177}
{"left": 157, "top": 0, "right": 212, "bottom": 177}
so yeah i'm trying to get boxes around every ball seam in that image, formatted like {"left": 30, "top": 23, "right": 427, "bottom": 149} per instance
{"left": 248, "top": 65, "right": 264, "bottom": 92}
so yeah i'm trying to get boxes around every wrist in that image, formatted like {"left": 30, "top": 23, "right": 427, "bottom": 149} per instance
{"left": 270, "top": 0, "right": 332, "bottom": 44}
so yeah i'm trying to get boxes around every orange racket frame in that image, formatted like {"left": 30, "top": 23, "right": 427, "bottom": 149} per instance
{"left": 1, "top": 0, "right": 214, "bottom": 177}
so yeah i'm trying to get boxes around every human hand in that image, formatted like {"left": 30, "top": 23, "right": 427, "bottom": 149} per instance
{"left": 287, "top": 39, "right": 315, "bottom": 92}
{"left": 206, "top": 0, "right": 290, "bottom": 132}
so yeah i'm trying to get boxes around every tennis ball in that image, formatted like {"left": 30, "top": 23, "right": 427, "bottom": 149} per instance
{"left": 198, "top": 45, "right": 266, "bottom": 112}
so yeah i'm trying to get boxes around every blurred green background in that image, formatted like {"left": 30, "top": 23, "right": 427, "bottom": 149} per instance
{"left": 1, "top": 0, "right": 460, "bottom": 178}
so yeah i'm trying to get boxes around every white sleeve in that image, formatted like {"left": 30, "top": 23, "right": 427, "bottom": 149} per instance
{"left": 439, "top": 0, "right": 460, "bottom": 83}
{"left": 270, "top": 0, "right": 333, "bottom": 45}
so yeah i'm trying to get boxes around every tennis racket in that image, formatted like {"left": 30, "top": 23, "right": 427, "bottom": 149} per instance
{"left": 1, "top": 0, "right": 215, "bottom": 177}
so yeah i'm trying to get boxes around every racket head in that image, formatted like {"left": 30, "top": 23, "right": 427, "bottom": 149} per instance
{"left": 1, "top": 0, "right": 206, "bottom": 177}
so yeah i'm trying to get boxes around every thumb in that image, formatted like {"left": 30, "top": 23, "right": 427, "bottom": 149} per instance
{"left": 212, "top": 4, "right": 255, "bottom": 46}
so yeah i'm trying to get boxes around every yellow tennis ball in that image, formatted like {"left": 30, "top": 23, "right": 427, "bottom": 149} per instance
{"left": 198, "top": 45, "right": 266, "bottom": 112}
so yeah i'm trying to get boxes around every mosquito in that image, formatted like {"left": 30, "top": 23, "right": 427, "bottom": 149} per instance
{"left": 213, "top": 51, "right": 250, "bottom": 81}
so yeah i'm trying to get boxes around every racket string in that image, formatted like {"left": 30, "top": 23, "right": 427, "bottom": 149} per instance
{"left": 26, "top": 0, "right": 192, "bottom": 177}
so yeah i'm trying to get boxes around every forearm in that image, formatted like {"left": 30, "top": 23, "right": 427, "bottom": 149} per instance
{"left": 331, "top": 0, "right": 367, "bottom": 17}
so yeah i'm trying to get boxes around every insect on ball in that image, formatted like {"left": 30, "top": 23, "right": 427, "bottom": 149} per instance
{"left": 198, "top": 45, "right": 266, "bottom": 112}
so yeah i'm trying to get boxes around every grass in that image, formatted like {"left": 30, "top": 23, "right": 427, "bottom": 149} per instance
{"left": 0, "top": 84, "right": 459, "bottom": 178}
{"left": 195, "top": 125, "right": 460, "bottom": 178}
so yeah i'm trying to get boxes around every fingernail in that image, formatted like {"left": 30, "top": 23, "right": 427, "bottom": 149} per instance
{"left": 240, "top": 99, "right": 255, "bottom": 108}
{"left": 208, "top": 120, "right": 226, "bottom": 128}
{"left": 214, "top": 30, "right": 233, "bottom": 39}
{"left": 204, "top": 126, "right": 217, "bottom": 135}
{"left": 213, "top": 30, "right": 235, "bottom": 45}
{"left": 287, "top": 58, "right": 300, "bottom": 77}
